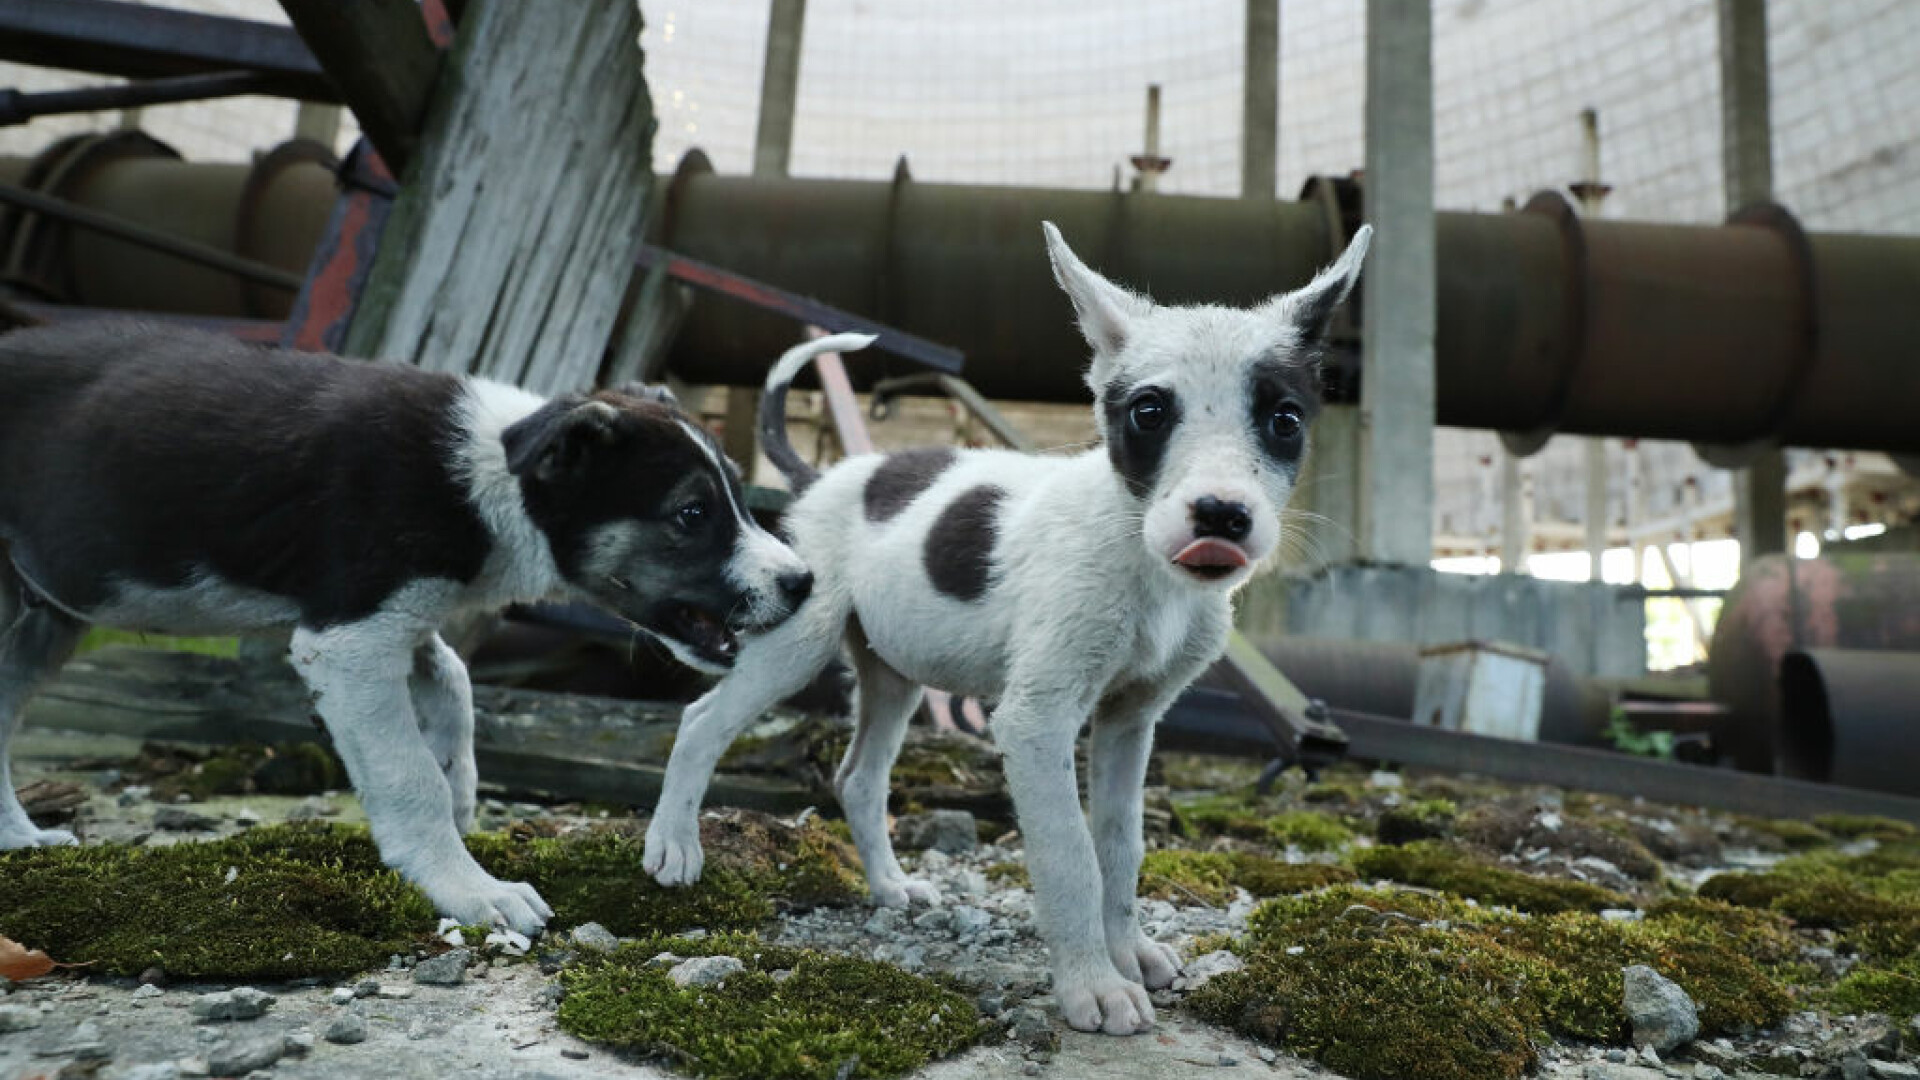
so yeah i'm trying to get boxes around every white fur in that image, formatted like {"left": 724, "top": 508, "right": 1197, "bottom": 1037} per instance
{"left": 452, "top": 379, "right": 568, "bottom": 608}
{"left": 644, "top": 224, "right": 1371, "bottom": 1035}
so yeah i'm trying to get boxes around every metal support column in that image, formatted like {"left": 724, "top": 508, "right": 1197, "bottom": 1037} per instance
{"left": 1717, "top": 0, "right": 1787, "bottom": 570}
{"left": 1241, "top": 0, "right": 1278, "bottom": 199}
{"left": 1359, "top": 0, "right": 1436, "bottom": 567}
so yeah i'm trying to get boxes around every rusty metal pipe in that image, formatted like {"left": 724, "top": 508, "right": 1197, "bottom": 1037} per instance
{"left": 654, "top": 160, "right": 1920, "bottom": 455}
{"left": 1779, "top": 648, "right": 1920, "bottom": 796}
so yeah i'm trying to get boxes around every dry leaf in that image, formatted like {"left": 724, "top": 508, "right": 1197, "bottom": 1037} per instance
{"left": 0, "top": 933, "right": 56, "bottom": 980}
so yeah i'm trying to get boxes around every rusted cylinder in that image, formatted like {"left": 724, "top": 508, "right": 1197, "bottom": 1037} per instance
{"left": 1707, "top": 553, "right": 1920, "bottom": 774}
{"left": 0, "top": 133, "right": 335, "bottom": 319}
{"left": 656, "top": 167, "right": 1920, "bottom": 455}
{"left": 1778, "top": 648, "right": 1920, "bottom": 796}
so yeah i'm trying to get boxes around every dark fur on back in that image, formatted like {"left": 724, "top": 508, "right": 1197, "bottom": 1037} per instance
{"left": 0, "top": 322, "right": 488, "bottom": 627}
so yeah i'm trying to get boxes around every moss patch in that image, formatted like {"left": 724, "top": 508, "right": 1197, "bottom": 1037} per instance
{"left": 127, "top": 740, "right": 347, "bottom": 802}
{"left": 1823, "top": 955, "right": 1920, "bottom": 1017}
{"left": 1172, "top": 793, "right": 1354, "bottom": 852}
{"left": 469, "top": 812, "right": 864, "bottom": 938}
{"left": 1454, "top": 801, "right": 1661, "bottom": 881}
{"left": 1810, "top": 813, "right": 1915, "bottom": 842}
{"left": 1374, "top": 798, "right": 1456, "bottom": 846}
{"left": 1138, "top": 850, "right": 1355, "bottom": 906}
{"left": 1350, "top": 841, "right": 1631, "bottom": 914}
{"left": 1696, "top": 848, "right": 1920, "bottom": 962}
{"left": 0, "top": 823, "right": 430, "bottom": 980}
{"left": 557, "top": 935, "right": 985, "bottom": 1080}
{"left": 1190, "top": 883, "right": 1792, "bottom": 1080}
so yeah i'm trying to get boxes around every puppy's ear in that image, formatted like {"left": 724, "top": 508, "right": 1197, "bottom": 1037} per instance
{"left": 613, "top": 381, "right": 680, "bottom": 410}
{"left": 1268, "top": 224, "right": 1372, "bottom": 341}
{"left": 1042, "top": 221, "right": 1151, "bottom": 358}
{"left": 503, "top": 397, "right": 622, "bottom": 481}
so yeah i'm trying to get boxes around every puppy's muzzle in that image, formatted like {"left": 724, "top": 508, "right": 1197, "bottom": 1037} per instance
{"left": 1174, "top": 495, "right": 1254, "bottom": 581}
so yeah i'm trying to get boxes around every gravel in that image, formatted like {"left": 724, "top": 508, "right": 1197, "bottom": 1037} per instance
{"left": 188, "top": 987, "right": 276, "bottom": 1021}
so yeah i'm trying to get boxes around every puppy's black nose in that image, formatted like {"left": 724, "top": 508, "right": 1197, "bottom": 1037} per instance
{"left": 777, "top": 569, "right": 814, "bottom": 606}
{"left": 1192, "top": 496, "right": 1253, "bottom": 542}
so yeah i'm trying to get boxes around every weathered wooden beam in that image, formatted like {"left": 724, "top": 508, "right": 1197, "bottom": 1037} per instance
{"left": 344, "top": 0, "right": 655, "bottom": 395}
{"left": 277, "top": 0, "right": 442, "bottom": 175}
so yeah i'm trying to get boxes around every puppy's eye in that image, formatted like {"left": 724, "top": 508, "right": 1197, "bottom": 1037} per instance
{"left": 1128, "top": 391, "right": 1169, "bottom": 433}
{"left": 1266, "top": 406, "right": 1304, "bottom": 440}
{"left": 674, "top": 502, "right": 707, "bottom": 530}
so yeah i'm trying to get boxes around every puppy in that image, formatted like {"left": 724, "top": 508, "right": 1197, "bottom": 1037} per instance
{"left": 0, "top": 321, "right": 811, "bottom": 933}
{"left": 643, "top": 223, "right": 1371, "bottom": 1033}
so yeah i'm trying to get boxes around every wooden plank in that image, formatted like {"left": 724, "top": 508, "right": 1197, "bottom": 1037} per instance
{"left": 278, "top": 0, "right": 441, "bottom": 175}
{"left": 344, "top": 0, "right": 655, "bottom": 395}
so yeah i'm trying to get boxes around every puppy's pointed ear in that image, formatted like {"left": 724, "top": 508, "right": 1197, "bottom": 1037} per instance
{"left": 1043, "top": 221, "right": 1151, "bottom": 358}
{"left": 1269, "top": 224, "right": 1372, "bottom": 340}
{"left": 503, "top": 397, "right": 622, "bottom": 481}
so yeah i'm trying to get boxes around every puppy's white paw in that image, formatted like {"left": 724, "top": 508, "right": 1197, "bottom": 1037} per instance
{"left": 0, "top": 825, "right": 79, "bottom": 849}
{"left": 643, "top": 817, "right": 705, "bottom": 886}
{"left": 1110, "top": 934, "right": 1182, "bottom": 990}
{"left": 435, "top": 876, "right": 552, "bottom": 937}
{"left": 1057, "top": 970, "right": 1156, "bottom": 1035}
{"left": 868, "top": 873, "right": 942, "bottom": 909}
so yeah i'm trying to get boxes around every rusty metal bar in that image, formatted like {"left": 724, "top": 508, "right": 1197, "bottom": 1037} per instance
{"left": 870, "top": 372, "right": 1038, "bottom": 453}
{"left": 636, "top": 243, "right": 965, "bottom": 374}
{"left": 0, "top": 180, "right": 302, "bottom": 291}
{"left": 0, "top": 71, "right": 282, "bottom": 126}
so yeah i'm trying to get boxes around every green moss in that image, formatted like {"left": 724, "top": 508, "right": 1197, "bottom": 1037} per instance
{"left": 1374, "top": 798, "right": 1457, "bottom": 845}
{"left": 1810, "top": 813, "right": 1916, "bottom": 841}
{"left": 1138, "top": 850, "right": 1354, "bottom": 905}
{"left": 469, "top": 814, "right": 864, "bottom": 938}
{"left": 1735, "top": 816, "right": 1833, "bottom": 851}
{"left": 1351, "top": 841, "right": 1631, "bottom": 914}
{"left": 1698, "top": 853, "right": 1920, "bottom": 962}
{"left": 1264, "top": 811, "right": 1354, "bottom": 853}
{"left": 133, "top": 740, "right": 347, "bottom": 801}
{"left": 0, "top": 823, "right": 430, "bottom": 980}
{"left": 982, "top": 861, "right": 1028, "bottom": 889}
{"left": 1822, "top": 956, "right": 1920, "bottom": 1017}
{"left": 1193, "top": 883, "right": 1791, "bottom": 1078}
{"left": 79, "top": 629, "right": 240, "bottom": 657}
{"left": 557, "top": 935, "right": 985, "bottom": 1079}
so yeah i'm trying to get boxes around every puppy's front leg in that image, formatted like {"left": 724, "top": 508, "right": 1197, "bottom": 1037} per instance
{"left": 292, "top": 623, "right": 551, "bottom": 934}
{"left": 996, "top": 690, "right": 1156, "bottom": 1036}
{"left": 1089, "top": 681, "right": 1188, "bottom": 991}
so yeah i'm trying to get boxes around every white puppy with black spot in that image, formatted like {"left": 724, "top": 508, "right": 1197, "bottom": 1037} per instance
{"left": 644, "top": 222, "right": 1371, "bottom": 1034}
{"left": 0, "top": 322, "right": 812, "bottom": 934}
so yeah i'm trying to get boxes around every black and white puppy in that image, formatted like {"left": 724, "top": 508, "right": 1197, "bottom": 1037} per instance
{"left": 643, "top": 224, "right": 1371, "bottom": 1034}
{"left": 0, "top": 321, "right": 811, "bottom": 933}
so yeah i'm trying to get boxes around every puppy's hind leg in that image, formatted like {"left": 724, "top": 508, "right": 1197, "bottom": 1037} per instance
{"left": 835, "top": 630, "right": 938, "bottom": 908}
{"left": 0, "top": 568, "right": 86, "bottom": 849}
{"left": 410, "top": 634, "right": 479, "bottom": 834}
{"left": 644, "top": 600, "right": 847, "bottom": 887}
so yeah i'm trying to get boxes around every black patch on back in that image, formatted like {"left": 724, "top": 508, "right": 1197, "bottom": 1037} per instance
{"left": 0, "top": 321, "right": 492, "bottom": 628}
{"left": 1247, "top": 358, "right": 1322, "bottom": 477}
{"left": 863, "top": 448, "right": 956, "bottom": 522}
{"left": 923, "top": 484, "right": 1005, "bottom": 602}
{"left": 1101, "top": 380, "right": 1181, "bottom": 499}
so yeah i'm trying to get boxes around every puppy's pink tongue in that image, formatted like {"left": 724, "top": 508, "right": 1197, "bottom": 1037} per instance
{"left": 1173, "top": 538, "right": 1249, "bottom": 569}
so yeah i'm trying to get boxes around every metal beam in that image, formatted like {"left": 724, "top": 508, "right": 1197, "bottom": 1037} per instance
{"left": 0, "top": 0, "right": 331, "bottom": 100}
{"left": 0, "top": 181, "right": 303, "bottom": 292}
{"left": 0, "top": 71, "right": 281, "bottom": 126}
{"left": 277, "top": 0, "right": 443, "bottom": 175}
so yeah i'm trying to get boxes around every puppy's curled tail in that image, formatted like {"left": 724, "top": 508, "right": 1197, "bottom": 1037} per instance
{"left": 757, "top": 332, "right": 878, "bottom": 495}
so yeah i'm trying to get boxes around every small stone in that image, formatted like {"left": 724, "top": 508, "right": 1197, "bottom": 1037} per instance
{"left": 644, "top": 952, "right": 684, "bottom": 969}
{"left": 189, "top": 987, "right": 276, "bottom": 1021}
{"left": 1869, "top": 1060, "right": 1920, "bottom": 1079}
{"left": 139, "top": 967, "right": 168, "bottom": 987}
{"left": 376, "top": 984, "right": 414, "bottom": 1000}
{"left": 571, "top": 923, "right": 619, "bottom": 954}
{"left": 863, "top": 907, "right": 905, "bottom": 935}
{"left": 283, "top": 1031, "right": 314, "bottom": 1056}
{"left": 207, "top": 1033, "right": 287, "bottom": 1076}
{"left": 1007, "top": 1007, "right": 1058, "bottom": 1052}
{"left": 1181, "top": 950, "right": 1244, "bottom": 991}
{"left": 154, "top": 805, "right": 220, "bottom": 831}
{"left": 353, "top": 980, "right": 380, "bottom": 999}
{"left": 1843, "top": 1053, "right": 1872, "bottom": 1080}
{"left": 894, "top": 810, "right": 979, "bottom": 855}
{"left": 1021, "top": 1063, "right": 1042, "bottom": 1076}
{"left": 1217, "top": 1054, "right": 1238, "bottom": 1067}
{"left": 976, "top": 990, "right": 1007, "bottom": 1018}
{"left": 949, "top": 905, "right": 994, "bottom": 937}
{"left": 560, "top": 1048, "right": 589, "bottom": 1060}
{"left": 118, "top": 1064, "right": 182, "bottom": 1080}
{"left": 118, "top": 785, "right": 152, "bottom": 806}
{"left": 324, "top": 1013, "right": 368, "bottom": 1045}
{"left": 1257, "top": 1047, "right": 1277, "bottom": 1064}
{"left": 132, "top": 984, "right": 164, "bottom": 1001}
{"left": 175, "top": 1058, "right": 210, "bottom": 1078}
{"left": 329, "top": 987, "right": 355, "bottom": 1005}
{"left": 668, "top": 956, "right": 746, "bottom": 989}
{"left": 412, "top": 948, "right": 470, "bottom": 986}
{"left": 1368, "top": 769, "right": 1404, "bottom": 789}
{"left": 234, "top": 807, "right": 262, "bottom": 828}
{"left": 285, "top": 797, "right": 338, "bottom": 821}
{"left": 1622, "top": 964, "right": 1698, "bottom": 1053}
